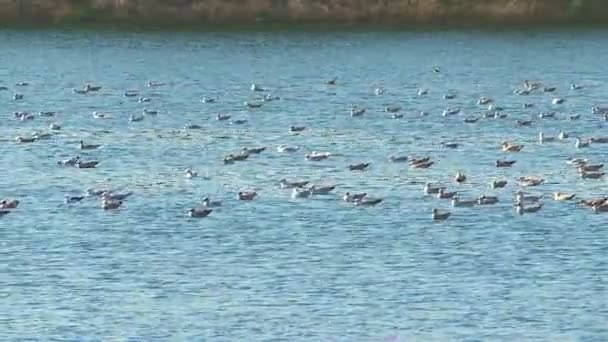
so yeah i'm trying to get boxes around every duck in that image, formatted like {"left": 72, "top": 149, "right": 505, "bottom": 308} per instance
{"left": 569, "top": 114, "right": 581, "bottom": 121}
{"left": 185, "top": 168, "right": 198, "bottom": 178}
{"left": 502, "top": 142, "right": 524, "bottom": 152}
{"left": 580, "top": 171, "right": 605, "bottom": 179}
{"left": 464, "top": 117, "right": 480, "bottom": 123}
{"left": 13, "top": 93, "right": 24, "bottom": 100}
{"left": 539, "top": 112, "right": 556, "bottom": 119}
{"left": 85, "top": 84, "right": 102, "bottom": 92}
{"left": 280, "top": 179, "right": 309, "bottom": 189}
{"left": 348, "top": 163, "right": 370, "bottom": 171}
{"left": 306, "top": 151, "right": 331, "bottom": 161}
{"left": 539, "top": 132, "right": 557, "bottom": 144}
{"left": 579, "top": 198, "right": 608, "bottom": 207}
{"left": 309, "top": 184, "right": 336, "bottom": 195}
{"left": 410, "top": 157, "right": 431, "bottom": 165}
{"left": 515, "top": 89, "right": 532, "bottom": 96}
{"left": 263, "top": 94, "right": 280, "bottom": 101}
{"left": 231, "top": 119, "right": 247, "bottom": 125}
{"left": 277, "top": 145, "right": 299, "bottom": 153}
{"left": 250, "top": 83, "right": 264, "bottom": 92}
{"left": 432, "top": 209, "right": 451, "bottom": 221}
{"left": 201, "top": 96, "right": 216, "bottom": 103}
{"left": 291, "top": 187, "right": 312, "bottom": 199}
{"left": 75, "top": 160, "right": 99, "bottom": 169}
{"left": 570, "top": 83, "right": 582, "bottom": 90}
{"left": 244, "top": 101, "right": 263, "bottom": 108}
{"left": 49, "top": 123, "right": 61, "bottom": 130}
{"left": 454, "top": 171, "right": 466, "bottom": 184}
{"left": 16, "top": 136, "right": 36, "bottom": 143}
{"left": 523, "top": 103, "right": 534, "bottom": 108}
{"left": 490, "top": 179, "right": 508, "bottom": 189}
{"left": 558, "top": 131, "right": 569, "bottom": 140}
{"left": 101, "top": 199, "right": 122, "bottom": 210}
{"left": 354, "top": 197, "right": 383, "bottom": 206}
{"left": 139, "top": 97, "right": 151, "bottom": 103}
{"left": 552, "top": 98, "right": 565, "bottom": 105}
{"left": 80, "top": 140, "right": 101, "bottom": 150}
{"left": 124, "top": 91, "right": 139, "bottom": 97}
{"left": 515, "top": 191, "right": 542, "bottom": 203}
{"left": 543, "top": 86, "right": 557, "bottom": 93}
{"left": 554, "top": 192, "right": 576, "bottom": 201}
{"left": 437, "top": 188, "right": 456, "bottom": 199}
{"left": 216, "top": 114, "right": 231, "bottom": 121}
{"left": 440, "top": 142, "right": 459, "bottom": 149}
{"left": 343, "top": 192, "right": 367, "bottom": 202}
{"left": 201, "top": 197, "right": 222, "bottom": 208}
{"left": 385, "top": 105, "right": 401, "bottom": 113}
{"left": 326, "top": 77, "right": 337, "bottom": 85}
{"left": 451, "top": 196, "right": 477, "bottom": 207}
{"left": 388, "top": 155, "right": 408, "bottom": 163}
{"left": 0, "top": 199, "right": 20, "bottom": 209}
{"left": 289, "top": 126, "right": 306, "bottom": 133}
{"left": 575, "top": 137, "right": 590, "bottom": 148}
{"left": 129, "top": 114, "right": 144, "bottom": 122}
{"left": 442, "top": 108, "right": 460, "bottom": 116}
{"left": 57, "top": 156, "right": 81, "bottom": 166}
{"left": 189, "top": 208, "right": 212, "bottom": 217}
{"left": 516, "top": 202, "right": 543, "bottom": 215}
{"left": 517, "top": 176, "right": 545, "bottom": 187}
{"left": 417, "top": 88, "right": 428, "bottom": 96}
{"left": 227, "top": 152, "right": 250, "bottom": 162}
{"left": 477, "top": 97, "right": 493, "bottom": 105}
{"left": 516, "top": 119, "right": 533, "bottom": 127}
{"left": 238, "top": 191, "right": 257, "bottom": 201}
{"left": 350, "top": 107, "right": 366, "bottom": 117}
{"left": 424, "top": 183, "right": 445, "bottom": 195}
{"left": 242, "top": 147, "right": 266, "bottom": 155}
{"left": 143, "top": 108, "right": 158, "bottom": 115}
{"left": 391, "top": 113, "right": 404, "bottom": 119}
{"left": 443, "top": 94, "right": 457, "bottom": 100}
{"left": 411, "top": 161, "right": 434, "bottom": 169}
{"left": 73, "top": 88, "right": 88, "bottom": 94}
{"left": 64, "top": 195, "right": 85, "bottom": 204}
{"left": 578, "top": 163, "right": 604, "bottom": 172}
{"left": 496, "top": 160, "right": 516, "bottom": 168}
{"left": 477, "top": 195, "right": 499, "bottom": 205}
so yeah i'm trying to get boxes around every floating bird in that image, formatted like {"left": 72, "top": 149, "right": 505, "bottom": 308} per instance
{"left": 437, "top": 188, "right": 456, "bottom": 199}
{"left": 250, "top": 83, "right": 264, "bottom": 92}
{"left": 477, "top": 195, "right": 499, "bottom": 205}
{"left": 0, "top": 199, "right": 19, "bottom": 209}
{"left": 354, "top": 197, "right": 383, "bottom": 206}
{"left": 101, "top": 191, "right": 132, "bottom": 201}
{"left": 517, "top": 177, "right": 544, "bottom": 187}
{"left": 452, "top": 196, "right": 477, "bottom": 207}
{"left": 143, "top": 109, "right": 157, "bottom": 115}
{"left": 80, "top": 140, "right": 101, "bottom": 150}
{"left": 454, "top": 171, "right": 466, "bottom": 184}
{"left": 515, "top": 191, "right": 542, "bottom": 203}
{"left": 277, "top": 145, "right": 299, "bottom": 153}
{"left": 496, "top": 160, "right": 516, "bottom": 168}
{"left": 238, "top": 191, "right": 257, "bottom": 201}
{"left": 244, "top": 101, "right": 263, "bottom": 108}
{"left": 569, "top": 114, "right": 581, "bottom": 120}
{"left": 350, "top": 107, "right": 366, "bottom": 117}
{"left": 432, "top": 209, "right": 451, "bottom": 221}
{"left": 101, "top": 199, "right": 122, "bottom": 210}
{"left": 490, "top": 179, "right": 508, "bottom": 189}
{"left": 424, "top": 183, "right": 445, "bottom": 195}
{"left": 385, "top": 106, "right": 401, "bottom": 113}
{"left": 216, "top": 114, "right": 231, "bottom": 121}
{"left": 575, "top": 138, "right": 590, "bottom": 148}
{"left": 58, "top": 156, "right": 80, "bottom": 166}
{"left": 516, "top": 120, "right": 533, "bottom": 127}
{"left": 202, "top": 97, "right": 216, "bottom": 103}
{"left": 309, "top": 184, "right": 336, "bottom": 195}
{"left": 554, "top": 192, "right": 576, "bottom": 201}
{"left": 85, "top": 84, "right": 102, "bottom": 92}
{"left": 75, "top": 160, "right": 99, "bottom": 169}
{"left": 441, "top": 142, "right": 459, "bottom": 149}
{"left": 129, "top": 114, "right": 144, "bottom": 122}
{"left": 280, "top": 179, "right": 309, "bottom": 189}
{"left": 306, "top": 151, "right": 331, "bottom": 161}
{"left": 516, "top": 202, "right": 543, "bottom": 215}
{"left": 442, "top": 108, "right": 460, "bottom": 116}
{"left": 464, "top": 117, "right": 480, "bottom": 123}
{"left": 185, "top": 168, "right": 198, "bottom": 178}
{"left": 539, "top": 112, "right": 556, "bottom": 119}
{"left": 580, "top": 171, "right": 605, "bottom": 179}
{"left": 139, "top": 97, "right": 151, "bottom": 103}
{"left": 343, "top": 192, "right": 367, "bottom": 203}
{"left": 289, "top": 125, "right": 306, "bottom": 133}
{"left": 189, "top": 208, "right": 212, "bottom": 217}
{"left": 388, "top": 155, "right": 408, "bottom": 163}
{"left": 348, "top": 163, "right": 370, "bottom": 171}
{"left": 242, "top": 147, "right": 266, "bottom": 155}
{"left": 202, "top": 197, "right": 222, "bottom": 208}
{"left": 65, "top": 195, "right": 85, "bottom": 204}
{"left": 477, "top": 97, "right": 493, "bottom": 105}
{"left": 552, "top": 98, "right": 565, "bottom": 105}
{"left": 291, "top": 187, "right": 312, "bottom": 199}
{"left": 502, "top": 142, "right": 524, "bottom": 152}
{"left": 539, "top": 132, "right": 557, "bottom": 144}
{"left": 326, "top": 77, "right": 337, "bottom": 85}
{"left": 13, "top": 93, "right": 24, "bottom": 100}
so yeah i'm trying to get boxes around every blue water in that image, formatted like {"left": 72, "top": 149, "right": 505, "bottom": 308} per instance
{"left": 1, "top": 28, "right": 608, "bottom": 341}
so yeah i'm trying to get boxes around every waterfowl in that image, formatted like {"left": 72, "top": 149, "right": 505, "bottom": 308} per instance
{"left": 488, "top": 104, "right": 504, "bottom": 112}
{"left": 575, "top": 138, "right": 590, "bottom": 148}
{"left": 244, "top": 101, "right": 263, "bottom": 108}
{"left": 343, "top": 192, "right": 367, "bottom": 202}
{"left": 250, "top": 83, "right": 264, "bottom": 92}
{"left": 129, "top": 115, "right": 144, "bottom": 122}
{"left": 516, "top": 120, "right": 533, "bottom": 127}
{"left": 442, "top": 108, "right": 460, "bottom": 116}
{"left": 517, "top": 177, "right": 544, "bottom": 187}
{"left": 326, "top": 77, "right": 337, "bottom": 85}
{"left": 441, "top": 142, "right": 459, "bottom": 149}
{"left": 385, "top": 106, "right": 401, "bottom": 113}
{"left": 18, "top": 113, "right": 34, "bottom": 121}
{"left": 80, "top": 140, "right": 101, "bottom": 150}
{"left": 277, "top": 145, "right": 299, "bottom": 153}
{"left": 477, "top": 97, "right": 493, "bottom": 105}
{"left": 417, "top": 88, "right": 428, "bottom": 96}
{"left": 216, "top": 114, "right": 231, "bottom": 121}
{"left": 543, "top": 86, "right": 557, "bottom": 92}
{"left": 516, "top": 202, "right": 543, "bottom": 215}
{"left": 189, "top": 208, "right": 212, "bottom": 217}
{"left": 231, "top": 119, "right": 248, "bottom": 125}
{"left": 350, "top": 107, "right": 366, "bottom": 117}
{"left": 263, "top": 94, "right": 280, "bottom": 101}
{"left": 554, "top": 192, "right": 576, "bottom": 201}
{"left": 147, "top": 81, "right": 165, "bottom": 88}
{"left": 238, "top": 191, "right": 257, "bottom": 201}
{"left": 496, "top": 160, "right": 516, "bottom": 168}
{"left": 348, "top": 163, "right": 370, "bottom": 171}
{"left": 539, "top": 112, "right": 556, "bottom": 119}
{"left": 185, "top": 168, "right": 198, "bottom": 178}
{"left": 454, "top": 171, "right": 466, "bottom": 184}
{"left": 139, "top": 97, "right": 151, "bottom": 103}
{"left": 515, "top": 191, "right": 542, "bottom": 202}
{"left": 391, "top": 113, "right": 404, "bottom": 119}
{"left": 242, "top": 147, "right": 266, "bottom": 155}
{"left": 552, "top": 98, "right": 565, "bottom": 105}
{"left": 85, "top": 84, "right": 102, "bottom": 92}
{"left": 185, "top": 124, "right": 203, "bottom": 130}
{"left": 437, "top": 188, "right": 456, "bottom": 199}
{"left": 570, "top": 83, "right": 582, "bottom": 90}
{"left": 410, "top": 157, "right": 431, "bottom": 165}
{"left": 502, "top": 142, "right": 524, "bottom": 152}
{"left": 579, "top": 198, "right": 608, "bottom": 207}
{"left": 49, "top": 123, "right": 61, "bottom": 130}
{"left": 354, "top": 197, "right": 383, "bottom": 206}
{"left": 280, "top": 179, "right": 309, "bottom": 189}
{"left": 75, "top": 160, "right": 99, "bottom": 169}
{"left": 592, "top": 106, "right": 608, "bottom": 115}
{"left": 143, "top": 108, "right": 157, "bottom": 115}
{"left": 228, "top": 152, "right": 249, "bottom": 162}
{"left": 477, "top": 195, "right": 499, "bottom": 205}
{"left": 57, "top": 156, "right": 80, "bottom": 166}
{"left": 306, "top": 151, "right": 331, "bottom": 161}
{"left": 523, "top": 103, "right": 534, "bottom": 108}
{"left": 424, "top": 183, "right": 445, "bottom": 195}
{"left": 202, "top": 197, "right": 222, "bottom": 208}
{"left": 515, "top": 89, "right": 531, "bottom": 96}
{"left": 567, "top": 158, "right": 588, "bottom": 166}
{"left": 0, "top": 86, "right": 8, "bottom": 91}
{"left": 580, "top": 171, "right": 605, "bottom": 179}
{"left": 464, "top": 117, "right": 480, "bottom": 123}
{"left": 73, "top": 88, "right": 88, "bottom": 94}
{"left": 93, "top": 112, "right": 111, "bottom": 119}
{"left": 388, "top": 155, "right": 408, "bottom": 163}
{"left": 202, "top": 97, "right": 216, "bottom": 103}
{"left": 65, "top": 195, "right": 85, "bottom": 204}
{"left": 493, "top": 112, "right": 508, "bottom": 119}
{"left": 374, "top": 88, "right": 385, "bottom": 96}
{"left": 539, "top": 132, "right": 557, "bottom": 144}
{"left": 443, "top": 94, "right": 456, "bottom": 100}
{"left": 13, "top": 93, "right": 24, "bottom": 100}
{"left": 124, "top": 91, "right": 139, "bottom": 97}
{"left": 590, "top": 137, "right": 608, "bottom": 144}
{"left": 578, "top": 163, "right": 604, "bottom": 172}
{"left": 0, "top": 199, "right": 19, "bottom": 209}
{"left": 558, "top": 131, "right": 569, "bottom": 140}
{"left": 291, "top": 187, "right": 312, "bottom": 199}
{"left": 101, "top": 199, "right": 122, "bottom": 210}
{"left": 16, "top": 136, "right": 36, "bottom": 143}
{"left": 569, "top": 114, "right": 581, "bottom": 120}
{"left": 524, "top": 80, "right": 541, "bottom": 91}
{"left": 592, "top": 204, "right": 608, "bottom": 213}
{"left": 451, "top": 196, "right": 477, "bottom": 207}
{"left": 290, "top": 125, "right": 306, "bottom": 133}
{"left": 490, "top": 179, "right": 508, "bottom": 189}
{"left": 101, "top": 191, "right": 132, "bottom": 201}
{"left": 309, "top": 184, "right": 336, "bottom": 195}
{"left": 432, "top": 209, "right": 451, "bottom": 221}
{"left": 411, "top": 161, "right": 434, "bottom": 169}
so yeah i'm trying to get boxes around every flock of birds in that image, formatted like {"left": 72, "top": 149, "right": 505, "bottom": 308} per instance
{"left": 1, "top": 75, "right": 608, "bottom": 221}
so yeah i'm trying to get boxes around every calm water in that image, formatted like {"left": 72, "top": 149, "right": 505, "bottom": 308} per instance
{"left": 1, "top": 28, "right": 608, "bottom": 341}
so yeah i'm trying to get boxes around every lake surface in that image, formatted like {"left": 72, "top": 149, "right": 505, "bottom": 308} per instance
{"left": 1, "top": 28, "right": 607, "bottom": 341}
